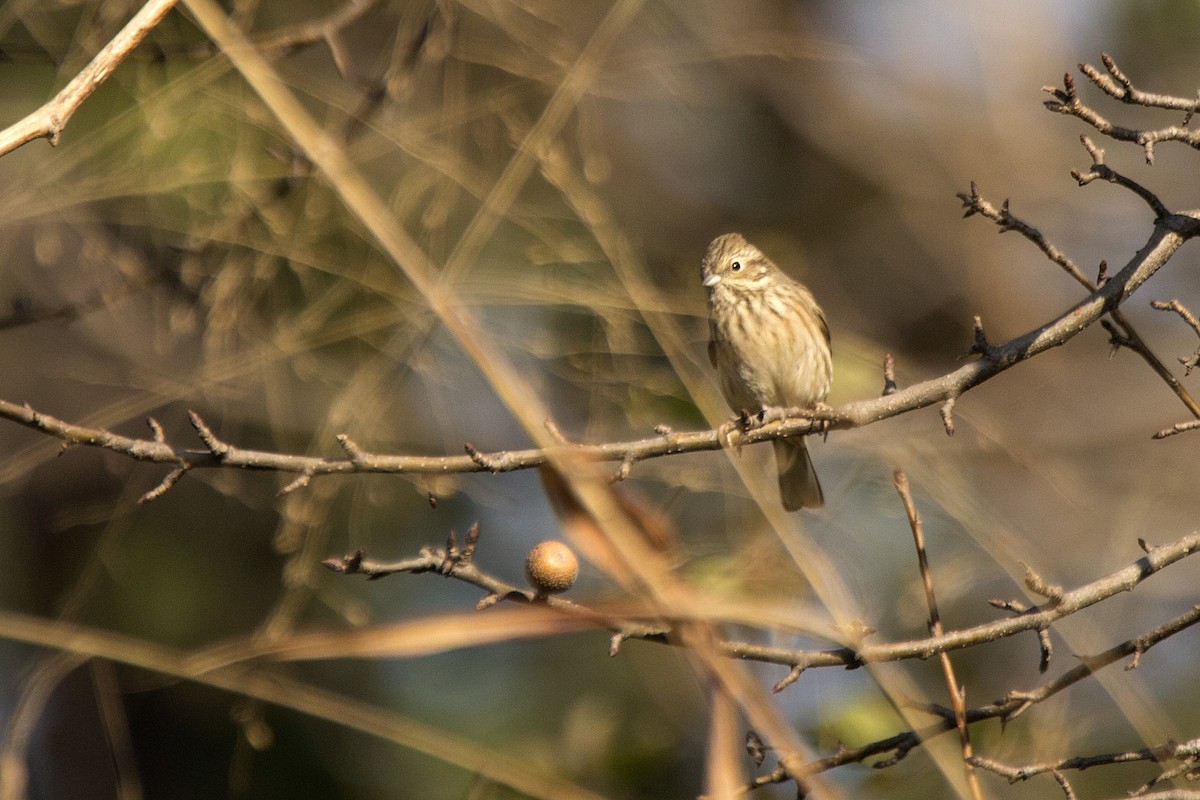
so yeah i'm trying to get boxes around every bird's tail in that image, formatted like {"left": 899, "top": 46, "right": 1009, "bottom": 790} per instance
{"left": 773, "top": 437, "right": 823, "bottom": 510}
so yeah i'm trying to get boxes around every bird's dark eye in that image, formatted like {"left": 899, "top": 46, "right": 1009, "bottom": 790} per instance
{"left": 730, "top": 260, "right": 742, "bottom": 271}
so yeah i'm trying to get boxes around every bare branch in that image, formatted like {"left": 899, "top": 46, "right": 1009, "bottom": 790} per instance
{"left": 1072, "top": 135, "right": 1171, "bottom": 218}
{"left": 1152, "top": 299, "right": 1200, "bottom": 377}
{"left": 1082, "top": 53, "right": 1200, "bottom": 114}
{"left": 327, "top": 528, "right": 1200, "bottom": 677}
{"left": 968, "top": 737, "right": 1200, "bottom": 787}
{"left": 939, "top": 396, "right": 956, "bottom": 437}
{"left": 748, "top": 602, "right": 1200, "bottom": 789}
{"left": 881, "top": 353, "right": 897, "bottom": 396}
{"left": 0, "top": 0, "right": 180, "bottom": 158}
{"left": 959, "top": 183, "right": 1200, "bottom": 419}
{"left": 956, "top": 183, "right": 1092, "bottom": 285}
{"left": 988, "top": 598, "right": 1053, "bottom": 672}
{"left": 1154, "top": 420, "right": 1200, "bottom": 440}
{"left": 1044, "top": 56, "right": 1200, "bottom": 162}
{"left": 893, "top": 470, "right": 982, "bottom": 800}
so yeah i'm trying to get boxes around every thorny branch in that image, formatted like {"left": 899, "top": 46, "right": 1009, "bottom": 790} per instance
{"left": 958, "top": 162, "right": 1200, "bottom": 419}
{"left": 1043, "top": 53, "right": 1200, "bottom": 163}
{"left": 744, "top": 602, "right": 1200, "bottom": 789}
{"left": 1152, "top": 299, "right": 1200, "bottom": 376}
{"left": 0, "top": 0, "right": 395, "bottom": 161}
{"left": 968, "top": 737, "right": 1200, "bottom": 793}
{"left": 326, "top": 526, "right": 1200, "bottom": 678}
{"left": 893, "top": 470, "right": 982, "bottom": 800}
{"left": 0, "top": 0, "right": 180, "bottom": 158}
{"left": 324, "top": 522, "right": 1200, "bottom": 788}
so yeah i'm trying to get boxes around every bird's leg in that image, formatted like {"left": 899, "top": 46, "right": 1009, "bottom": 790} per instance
{"left": 717, "top": 409, "right": 754, "bottom": 453}
{"left": 810, "top": 402, "right": 833, "bottom": 441}
{"left": 755, "top": 405, "right": 790, "bottom": 426}
{"left": 756, "top": 403, "right": 833, "bottom": 438}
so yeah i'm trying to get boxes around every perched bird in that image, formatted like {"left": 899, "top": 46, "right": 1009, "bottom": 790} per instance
{"left": 702, "top": 233, "right": 832, "bottom": 510}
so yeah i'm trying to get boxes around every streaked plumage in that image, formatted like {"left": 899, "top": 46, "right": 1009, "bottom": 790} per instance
{"left": 702, "top": 233, "right": 832, "bottom": 510}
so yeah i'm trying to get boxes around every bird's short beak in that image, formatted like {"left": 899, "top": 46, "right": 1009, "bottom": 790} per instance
{"left": 702, "top": 272, "right": 721, "bottom": 288}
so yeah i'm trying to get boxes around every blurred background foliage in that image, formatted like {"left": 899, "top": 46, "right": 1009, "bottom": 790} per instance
{"left": 1, "top": 1, "right": 1200, "bottom": 798}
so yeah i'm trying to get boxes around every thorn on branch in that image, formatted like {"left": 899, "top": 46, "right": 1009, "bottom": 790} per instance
{"left": 1001, "top": 693, "right": 1035, "bottom": 726}
{"left": 336, "top": 433, "right": 368, "bottom": 464}
{"left": 773, "top": 666, "right": 804, "bottom": 694}
{"left": 439, "top": 522, "right": 480, "bottom": 574}
{"left": 968, "top": 316, "right": 992, "bottom": 358}
{"left": 322, "top": 547, "right": 440, "bottom": 581}
{"left": 882, "top": 353, "right": 897, "bottom": 396}
{"left": 278, "top": 470, "right": 313, "bottom": 496}
{"left": 872, "top": 736, "right": 918, "bottom": 770}
{"left": 1101, "top": 319, "right": 1134, "bottom": 358}
{"left": 544, "top": 418, "right": 569, "bottom": 444}
{"left": 1150, "top": 298, "right": 1200, "bottom": 332}
{"left": 1020, "top": 562, "right": 1065, "bottom": 606}
{"left": 1150, "top": 298, "right": 1200, "bottom": 375}
{"left": 1096, "top": 259, "right": 1108, "bottom": 286}
{"left": 1071, "top": 135, "right": 1170, "bottom": 214}
{"left": 146, "top": 417, "right": 166, "bottom": 443}
{"left": 989, "top": 598, "right": 1053, "bottom": 672}
{"left": 464, "top": 442, "right": 513, "bottom": 472}
{"left": 322, "top": 548, "right": 366, "bottom": 575}
{"left": 1038, "top": 628, "right": 1054, "bottom": 673}
{"left": 746, "top": 731, "right": 768, "bottom": 767}
{"left": 1078, "top": 134, "right": 1107, "bottom": 172}
{"left": 956, "top": 181, "right": 988, "bottom": 218}
{"left": 188, "top": 411, "right": 229, "bottom": 458}
{"left": 1041, "top": 72, "right": 1077, "bottom": 112}
{"left": 1052, "top": 769, "right": 1077, "bottom": 800}
{"left": 988, "top": 597, "right": 1031, "bottom": 614}
{"left": 940, "top": 396, "right": 957, "bottom": 437}
{"left": 139, "top": 466, "right": 187, "bottom": 504}
{"left": 611, "top": 454, "right": 635, "bottom": 482}
{"left": 1153, "top": 419, "right": 1200, "bottom": 440}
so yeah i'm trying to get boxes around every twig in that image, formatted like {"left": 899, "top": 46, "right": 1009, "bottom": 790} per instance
{"left": 966, "top": 603, "right": 1200, "bottom": 725}
{"left": 882, "top": 353, "right": 898, "bottom": 396}
{"left": 968, "top": 737, "right": 1200, "bottom": 788}
{"left": 0, "top": 0, "right": 180, "bottom": 158}
{"left": 1152, "top": 299, "right": 1200, "bottom": 376}
{"left": 1154, "top": 420, "right": 1200, "bottom": 440}
{"left": 988, "top": 598, "right": 1053, "bottom": 673}
{"left": 327, "top": 528, "right": 1200, "bottom": 678}
{"left": 321, "top": 530, "right": 666, "bottom": 638}
{"left": 1043, "top": 55, "right": 1200, "bottom": 163}
{"left": 957, "top": 184, "right": 1092, "bottom": 285}
{"left": 1071, "top": 135, "right": 1171, "bottom": 218}
{"left": 1052, "top": 770, "right": 1077, "bottom": 800}
{"left": 958, "top": 182, "right": 1200, "bottom": 419}
{"left": 1081, "top": 53, "right": 1200, "bottom": 114}
{"left": 748, "top": 602, "right": 1200, "bottom": 789}
{"left": 893, "top": 470, "right": 983, "bottom": 800}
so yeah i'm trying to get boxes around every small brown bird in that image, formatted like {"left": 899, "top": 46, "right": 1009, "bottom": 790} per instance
{"left": 702, "top": 233, "right": 832, "bottom": 510}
